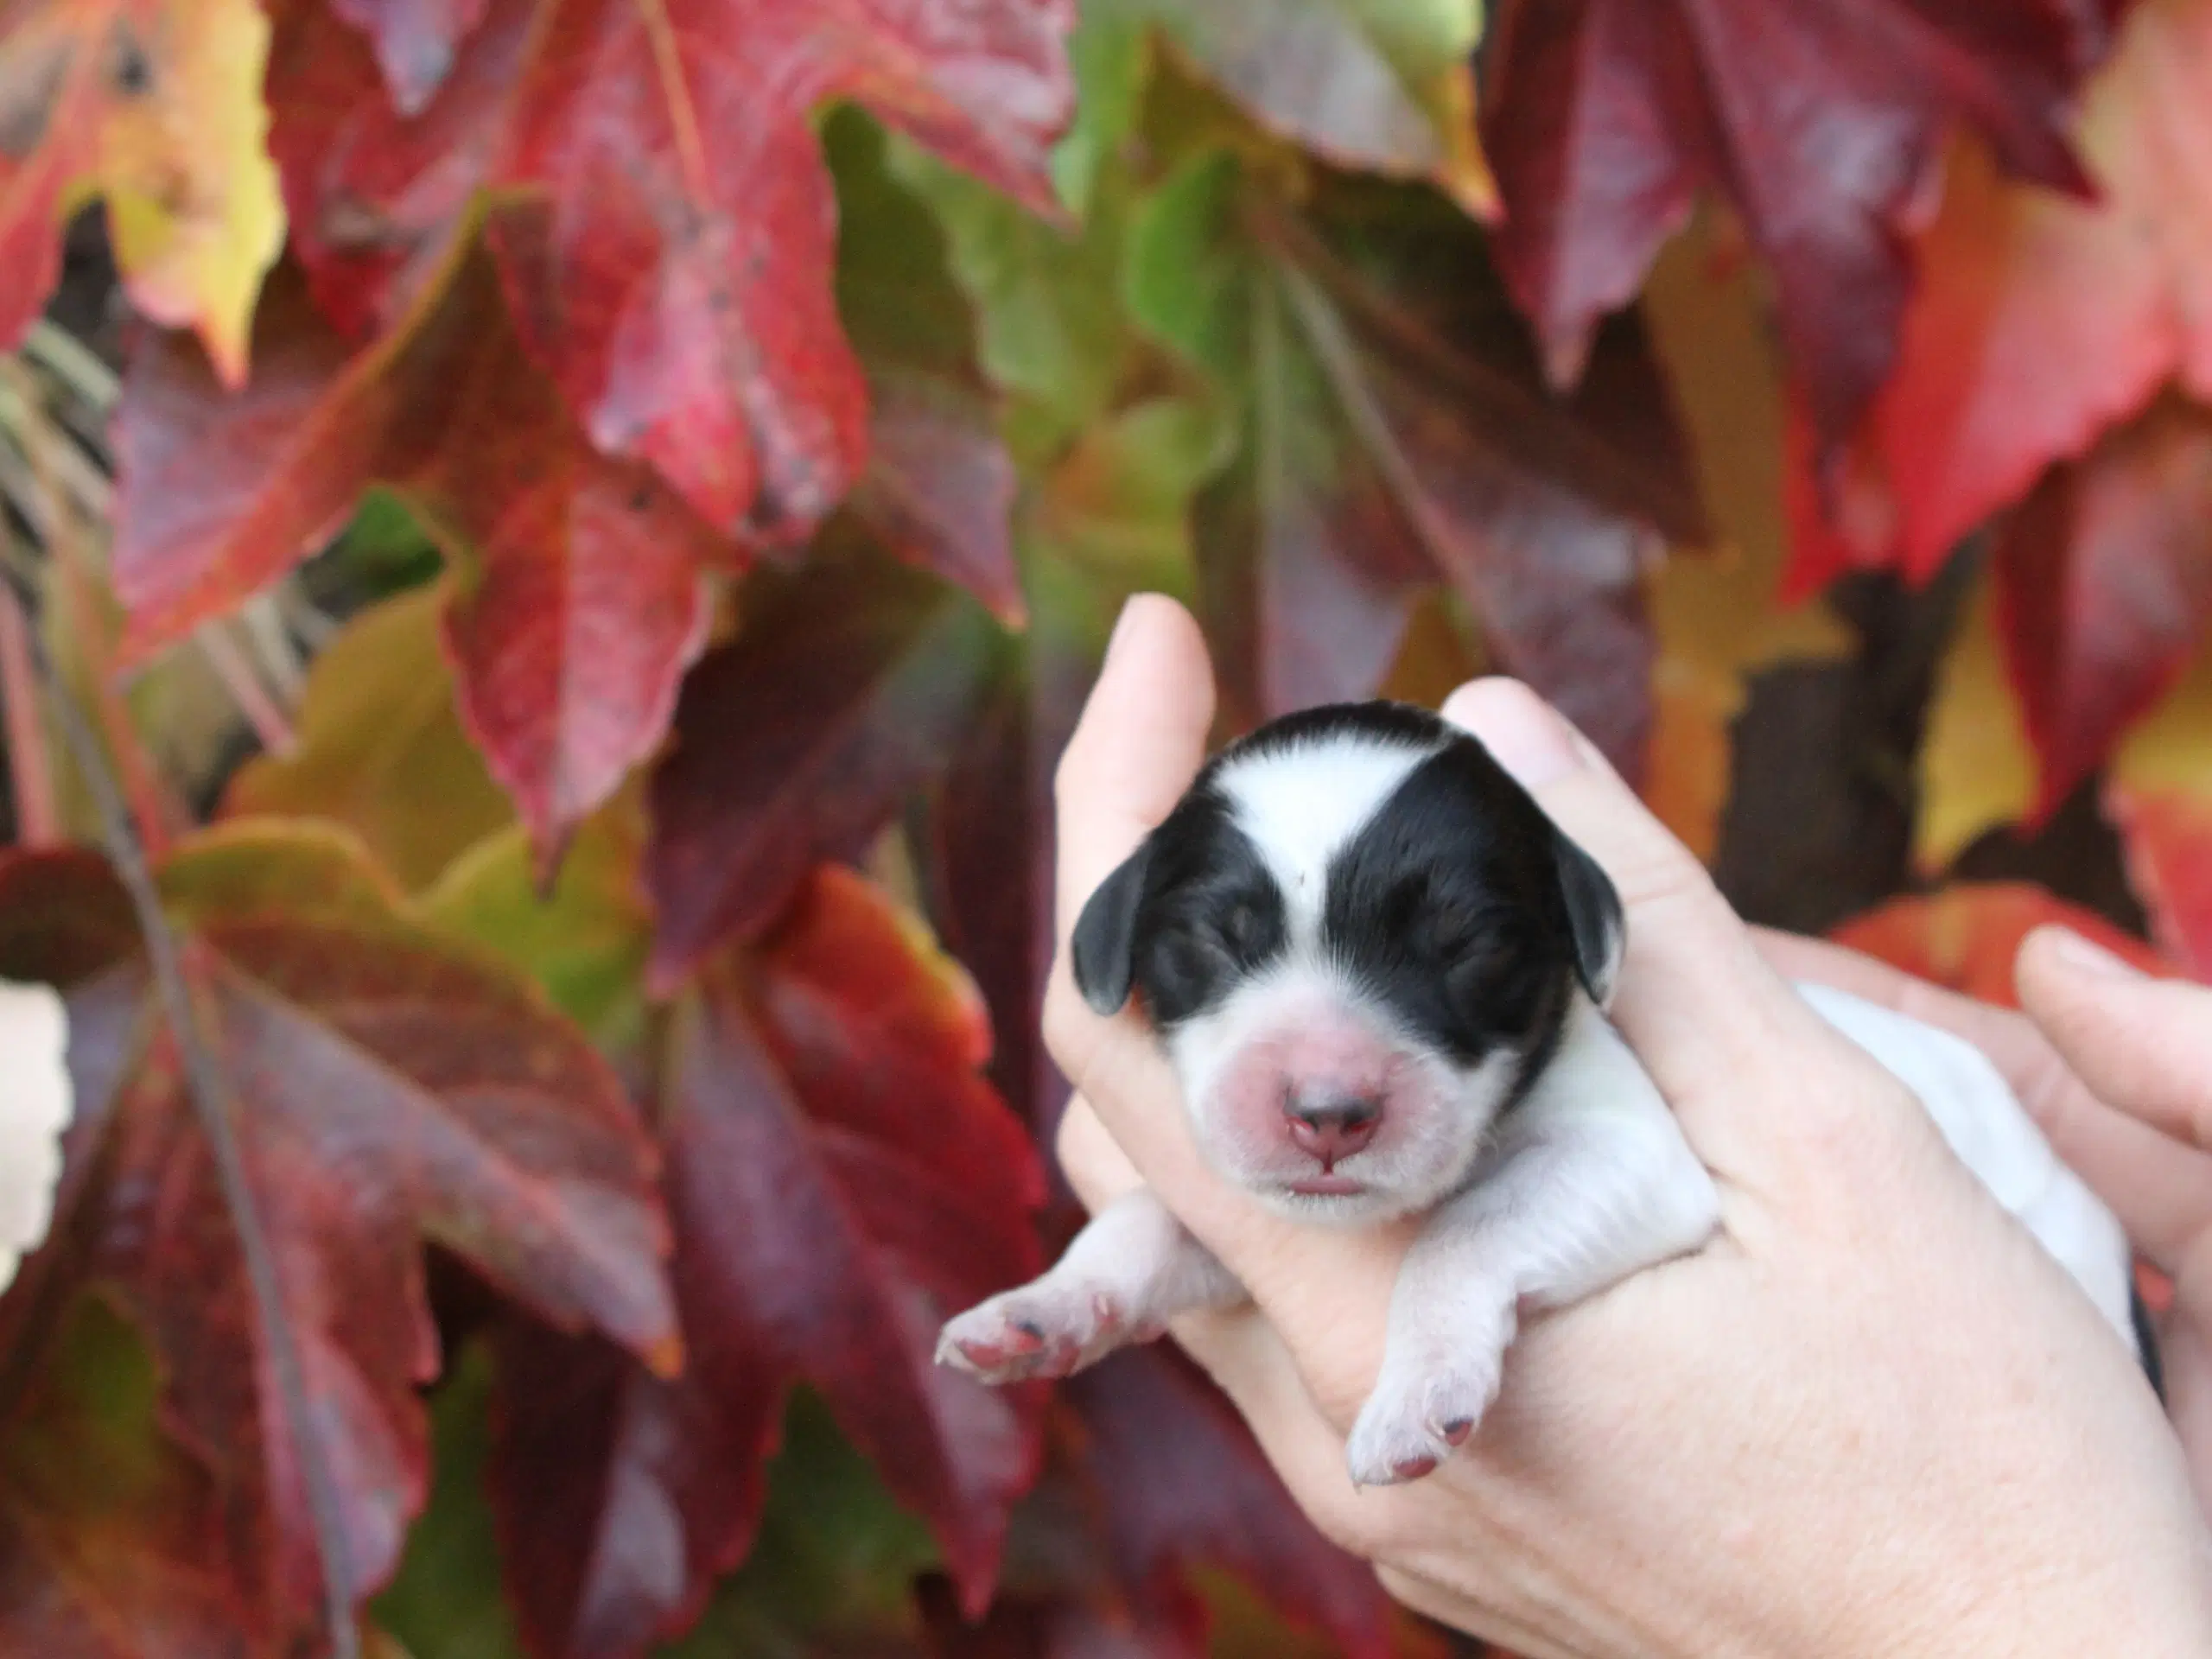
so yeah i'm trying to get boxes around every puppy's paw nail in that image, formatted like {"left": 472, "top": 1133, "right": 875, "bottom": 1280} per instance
{"left": 1344, "top": 1397, "right": 1445, "bottom": 1488}
{"left": 936, "top": 1287, "right": 1144, "bottom": 1385}
{"left": 1438, "top": 1417, "right": 1473, "bottom": 1447}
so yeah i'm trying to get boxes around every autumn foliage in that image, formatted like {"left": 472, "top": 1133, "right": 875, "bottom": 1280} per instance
{"left": 0, "top": 0, "right": 2207, "bottom": 1655}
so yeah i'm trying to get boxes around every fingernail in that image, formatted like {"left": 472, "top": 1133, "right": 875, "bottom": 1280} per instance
{"left": 1442, "top": 679, "right": 1586, "bottom": 789}
{"left": 2038, "top": 925, "right": 2144, "bottom": 981}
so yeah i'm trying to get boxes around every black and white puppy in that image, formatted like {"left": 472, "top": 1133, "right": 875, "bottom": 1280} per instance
{"left": 937, "top": 701, "right": 2141, "bottom": 1487}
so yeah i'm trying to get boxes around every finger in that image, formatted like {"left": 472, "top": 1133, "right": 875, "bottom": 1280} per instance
{"left": 1751, "top": 927, "right": 2056, "bottom": 1085}
{"left": 2016, "top": 925, "right": 2212, "bottom": 1154}
{"left": 1046, "top": 982, "right": 1414, "bottom": 1421}
{"left": 1053, "top": 1092, "right": 1145, "bottom": 1217}
{"left": 1439, "top": 679, "right": 1913, "bottom": 1166}
{"left": 2030, "top": 1092, "right": 2212, "bottom": 1274}
{"left": 1051, "top": 594, "right": 1217, "bottom": 948}
{"left": 1754, "top": 926, "right": 2212, "bottom": 1266}
{"left": 1154, "top": 1306, "right": 1435, "bottom": 1566}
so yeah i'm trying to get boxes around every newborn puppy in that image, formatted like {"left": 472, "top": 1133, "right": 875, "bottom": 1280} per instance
{"left": 937, "top": 700, "right": 2143, "bottom": 1486}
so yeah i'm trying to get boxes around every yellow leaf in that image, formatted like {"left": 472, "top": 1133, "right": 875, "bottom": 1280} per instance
{"left": 2111, "top": 635, "right": 2212, "bottom": 796}
{"left": 1920, "top": 575, "right": 2212, "bottom": 875}
{"left": 2100, "top": 641, "right": 2212, "bottom": 975}
{"left": 1376, "top": 587, "right": 1484, "bottom": 709}
{"left": 92, "top": 0, "right": 284, "bottom": 385}
{"left": 1917, "top": 566, "right": 2036, "bottom": 871}
{"left": 2, "top": 0, "right": 283, "bottom": 383}
{"left": 222, "top": 582, "right": 515, "bottom": 891}
{"left": 1637, "top": 214, "right": 1852, "bottom": 860}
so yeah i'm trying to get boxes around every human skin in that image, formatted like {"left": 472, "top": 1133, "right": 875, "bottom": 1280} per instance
{"left": 1039, "top": 594, "right": 2212, "bottom": 1659}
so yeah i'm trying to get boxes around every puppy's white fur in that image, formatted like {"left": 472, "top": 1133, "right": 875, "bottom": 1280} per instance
{"left": 938, "top": 720, "right": 2142, "bottom": 1485}
{"left": 1211, "top": 726, "right": 1440, "bottom": 938}
{"left": 944, "top": 985, "right": 2139, "bottom": 1483}
{"left": 1799, "top": 981, "right": 2134, "bottom": 1340}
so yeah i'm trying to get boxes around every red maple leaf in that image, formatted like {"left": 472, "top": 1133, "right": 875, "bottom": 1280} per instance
{"left": 849, "top": 367, "right": 1026, "bottom": 626}
{"left": 489, "top": 866, "right": 1046, "bottom": 1656}
{"left": 1478, "top": 0, "right": 2112, "bottom": 460}
{"left": 829, "top": 105, "right": 1028, "bottom": 622}
{"left": 2108, "top": 785, "right": 2212, "bottom": 978}
{"left": 0, "top": 1290, "right": 263, "bottom": 1657}
{"left": 1989, "top": 396, "right": 2212, "bottom": 816}
{"left": 114, "top": 248, "right": 727, "bottom": 868}
{"left": 1829, "top": 879, "right": 2177, "bottom": 1007}
{"left": 1786, "top": 0, "right": 2212, "bottom": 590}
{"left": 1141, "top": 165, "right": 1702, "bottom": 772}
{"left": 1057, "top": 1349, "right": 1393, "bottom": 1657}
{"left": 330, "top": 0, "right": 493, "bottom": 116}
{"left": 0, "top": 830, "right": 678, "bottom": 1649}
{"left": 267, "top": 0, "right": 532, "bottom": 340}
{"left": 915, "top": 1347, "right": 1395, "bottom": 1659}
{"left": 645, "top": 550, "right": 999, "bottom": 986}
{"left": 921, "top": 629, "right": 1090, "bottom": 1140}
{"left": 1784, "top": 391, "right": 2212, "bottom": 823}
{"left": 0, "top": 0, "right": 118, "bottom": 356}
{"left": 1781, "top": 0, "right": 2212, "bottom": 810}
{"left": 265, "top": 0, "right": 1073, "bottom": 540}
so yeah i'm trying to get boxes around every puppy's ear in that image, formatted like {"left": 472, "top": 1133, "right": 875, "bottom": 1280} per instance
{"left": 1071, "top": 841, "right": 1153, "bottom": 1015}
{"left": 1552, "top": 830, "right": 1625, "bottom": 1008}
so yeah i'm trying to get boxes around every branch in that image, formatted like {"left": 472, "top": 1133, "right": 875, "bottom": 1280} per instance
{"left": 0, "top": 560, "right": 362, "bottom": 1659}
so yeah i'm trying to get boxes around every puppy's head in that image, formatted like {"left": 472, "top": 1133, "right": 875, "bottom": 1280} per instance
{"left": 1072, "top": 701, "right": 1623, "bottom": 1224}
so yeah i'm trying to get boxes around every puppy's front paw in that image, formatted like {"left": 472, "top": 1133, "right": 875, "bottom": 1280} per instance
{"left": 1344, "top": 1319, "right": 1511, "bottom": 1488}
{"left": 935, "top": 1283, "right": 1156, "bottom": 1385}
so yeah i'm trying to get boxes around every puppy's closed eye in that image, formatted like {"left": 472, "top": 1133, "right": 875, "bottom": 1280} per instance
{"left": 1221, "top": 898, "right": 1269, "bottom": 955}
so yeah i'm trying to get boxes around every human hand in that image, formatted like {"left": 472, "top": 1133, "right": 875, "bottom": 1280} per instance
{"left": 1042, "top": 594, "right": 2212, "bottom": 1659}
{"left": 1756, "top": 920, "right": 2212, "bottom": 1521}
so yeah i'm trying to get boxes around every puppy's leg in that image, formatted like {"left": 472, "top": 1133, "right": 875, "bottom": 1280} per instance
{"left": 1345, "top": 1001, "right": 1721, "bottom": 1487}
{"left": 937, "top": 1185, "right": 1245, "bottom": 1384}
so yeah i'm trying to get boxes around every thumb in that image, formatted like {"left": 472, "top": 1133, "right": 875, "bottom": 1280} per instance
{"left": 1438, "top": 678, "right": 1912, "bottom": 1180}
{"left": 2016, "top": 925, "right": 2212, "bottom": 1154}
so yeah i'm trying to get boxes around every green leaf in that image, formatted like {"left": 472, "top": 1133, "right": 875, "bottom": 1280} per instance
{"left": 220, "top": 584, "right": 513, "bottom": 892}
{"left": 1123, "top": 148, "right": 1251, "bottom": 382}
{"left": 891, "top": 141, "right": 1133, "bottom": 461}
{"left": 1114, "top": 0, "right": 1494, "bottom": 213}
{"left": 1052, "top": 2, "right": 1152, "bottom": 218}
{"left": 372, "top": 1344, "right": 527, "bottom": 1659}
{"left": 0, "top": 1292, "right": 251, "bottom": 1652}
{"left": 418, "top": 791, "right": 653, "bottom": 1060}
{"left": 656, "top": 1392, "right": 938, "bottom": 1659}
{"left": 829, "top": 108, "right": 980, "bottom": 385}
{"left": 1122, "top": 150, "right": 1699, "bottom": 760}
{"left": 1030, "top": 394, "right": 1234, "bottom": 592}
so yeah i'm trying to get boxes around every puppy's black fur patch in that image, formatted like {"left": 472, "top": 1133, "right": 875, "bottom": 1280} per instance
{"left": 1321, "top": 740, "right": 1576, "bottom": 1068}
{"left": 1071, "top": 701, "right": 1625, "bottom": 1098}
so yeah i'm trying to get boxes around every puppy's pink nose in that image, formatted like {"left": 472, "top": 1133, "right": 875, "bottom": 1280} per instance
{"left": 1283, "top": 1091, "right": 1381, "bottom": 1168}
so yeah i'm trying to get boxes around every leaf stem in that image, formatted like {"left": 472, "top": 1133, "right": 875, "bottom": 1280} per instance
{"left": 199, "top": 621, "right": 298, "bottom": 757}
{"left": 0, "top": 561, "right": 362, "bottom": 1659}
{"left": 44, "top": 542, "right": 180, "bottom": 858}
{"left": 0, "top": 571, "right": 59, "bottom": 846}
